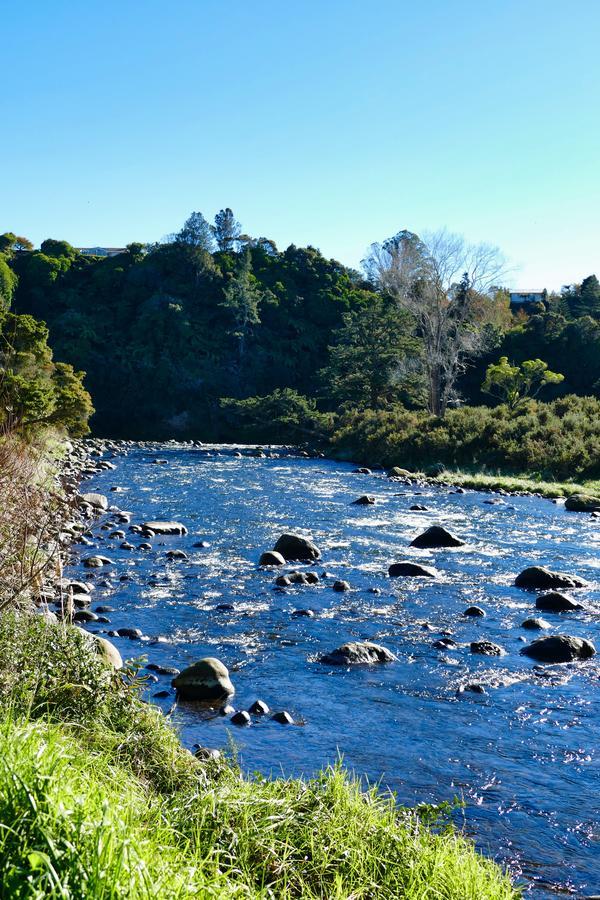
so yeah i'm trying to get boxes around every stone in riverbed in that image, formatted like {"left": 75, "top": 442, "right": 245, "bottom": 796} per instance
{"left": 463, "top": 606, "right": 485, "bottom": 617}
{"left": 388, "top": 467, "right": 411, "bottom": 478}
{"left": 248, "top": 700, "right": 269, "bottom": 715}
{"left": 230, "top": 710, "right": 251, "bottom": 726}
{"left": 166, "top": 549, "right": 188, "bottom": 560}
{"left": 273, "top": 533, "right": 321, "bottom": 561}
{"left": 92, "top": 636, "right": 123, "bottom": 669}
{"left": 272, "top": 710, "right": 294, "bottom": 725}
{"left": 259, "top": 550, "right": 286, "bottom": 566}
{"left": 388, "top": 562, "right": 438, "bottom": 578}
{"left": 172, "top": 657, "right": 235, "bottom": 703}
{"left": 79, "top": 493, "right": 109, "bottom": 511}
{"left": 515, "top": 566, "right": 587, "bottom": 590}
{"left": 142, "top": 520, "right": 188, "bottom": 535}
{"left": 353, "top": 467, "right": 372, "bottom": 474}
{"left": 83, "top": 555, "right": 113, "bottom": 568}
{"left": 564, "top": 493, "right": 600, "bottom": 512}
{"left": 319, "top": 641, "right": 396, "bottom": 666}
{"left": 535, "top": 591, "right": 584, "bottom": 612}
{"left": 521, "top": 617, "right": 551, "bottom": 630}
{"left": 410, "top": 526, "right": 465, "bottom": 549}
{"left": 333, "top": 580, "right": 351, "bottom": 592}
{"left": 521, "top": 635, "right": 596, "bottom": 663}
{"left": 352, "top": 495, "right": 376, "bottom": 505}
{"left": 470, "top": 640, "right": 506, "bottom": 656}
{"left": 116, "top": 627, "right": 142, "bottom": 639}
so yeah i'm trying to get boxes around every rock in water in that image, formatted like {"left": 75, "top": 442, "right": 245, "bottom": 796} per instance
{"left": 564, "top": 493, "right": 600, "bottom": 512}
{"left": 273, "top": 533, "right": 321, "bottom": 561}
{"left": 470, "top": 641, "right": 506, "bottom": 656}
{"left": 463, "top": 606, "right": 486, "bottom": 617}
{"left": 521, "top": 617, "right": 551, "bottom": 630}
{"left": 79, "top": 493, "right": 109, "bottom": 511}
{"left": 535, "top": 592, "right": 584, "bottom": 612}
{"left": 319, "top": 641, "right": 396, "bottom": 665}
{"left": 259, "top": 550, "right": 286, "bottom": 566}
{"left": 388, "top": 467, "right": 411, "bottom": 478}
{"left": 83, "top": 555, "right": 113, "bottom": 568}
{"left": 521, "top": 635, "right": 596, "bottom": 662}
{"left": 172, "top": 658, "right": 235, "bottom": 703}
{"left": 332, "top": 580, "right": 351, "bottom": 592}
{"left": 352, "top": 495, "right": 376, "bottom": 505}
{"left": 142, "top": 520, "right": 188, "bottom": 535}
{"left": 388, "top": 562, "right": 438, "bottom": 578}
{"left": 515, "top": 566, "right": 588, "bottom": 590}
{"left": 410, "top": 526, "right": 465, "bottom": 549}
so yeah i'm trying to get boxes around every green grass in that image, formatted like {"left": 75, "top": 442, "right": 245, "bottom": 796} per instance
{"left": 0, "top": 613, "right": 519, "bottom": 898}
{"left": 430, "top": 468, "right": 600, "bottom": 499}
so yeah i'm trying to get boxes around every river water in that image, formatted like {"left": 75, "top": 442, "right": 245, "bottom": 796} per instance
{"left": 71, "top": 445, "right": 600, "bottom": 897}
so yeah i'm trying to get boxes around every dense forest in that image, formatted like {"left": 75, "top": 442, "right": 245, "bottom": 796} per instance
{"left": 1, "top": 212, "right": 600, "bottom": 477}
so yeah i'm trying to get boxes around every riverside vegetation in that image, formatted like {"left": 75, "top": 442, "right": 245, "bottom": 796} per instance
{"left": 0, "top": 227, "right": 520, "bottom": 892}
{"left": 0, "top": 437, "right": 519, "bottom": 898}
{"left": 2, "top": 211, "right": 598, "bottom": 896}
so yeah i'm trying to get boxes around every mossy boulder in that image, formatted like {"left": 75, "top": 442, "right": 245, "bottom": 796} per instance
{"left": 172, "top": 658, "right": 234, "bottom": 703}
{"left": 565, "top": 493, "right": 600, "bottom": 512}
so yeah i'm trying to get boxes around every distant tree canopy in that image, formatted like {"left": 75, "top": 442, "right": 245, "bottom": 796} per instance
{"left": 2, "top": 217, "right": 599, "bottom": 442}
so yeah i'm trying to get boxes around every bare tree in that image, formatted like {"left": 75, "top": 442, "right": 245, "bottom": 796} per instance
{"left": 362, "top": 229, "right": 508, "bottom": 416}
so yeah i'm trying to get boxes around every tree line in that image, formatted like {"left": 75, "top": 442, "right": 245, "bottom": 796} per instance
{"left": 0, "top": 211, "right": 598, "bottom": 445}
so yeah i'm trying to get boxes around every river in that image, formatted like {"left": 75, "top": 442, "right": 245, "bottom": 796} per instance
{"left": 71, "top": 444, "right": 600, "bottom": 898}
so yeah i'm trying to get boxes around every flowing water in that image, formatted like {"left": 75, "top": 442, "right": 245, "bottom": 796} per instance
{"left": 72, "top": 445, "right": 600, "bottom": 897}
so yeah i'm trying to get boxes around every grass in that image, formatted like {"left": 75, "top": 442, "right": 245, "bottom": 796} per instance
{"left": 0, "top": 613, "right": 520, "bottom": 899}
{"left": 430, "top": 468, "right": 600, "bottom": 499}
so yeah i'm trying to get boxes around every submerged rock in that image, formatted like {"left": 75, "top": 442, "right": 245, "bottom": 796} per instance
{"left": 230, "top": 710, "right": 251, "bottom": 726}
{"left": 521, "top": 635, "right": 596, "bottom": 663}
{"left": 352, "top": 495, "right": 376, "bottom": 505}
{"left": 410, "top": 526, "right": 465, "bottom": 549}
{"left": 319, "top": 641, "right": 396, "bottom": 666}
{"left": 166, "top": 549, "right": 188, "bottom": 560}
{"left": 463, "top": 606, "right": 485, "bottom": 617}
{"left": 388, "top": 561, "right": 437, "bottom": 578}
{"left": 172, "top": 657, "right": 235, "bottom": 703}
{"left": 535, "top": 591, "right": 584, "bottom": 612}
{"left": 515, "top": 566, "right": 587, "bottom": 590}
{"left": 248, "top": 700, "right": 269, "bottom": 715}
{"left": 273, "top": 533, "right": 321, "bottom": 561}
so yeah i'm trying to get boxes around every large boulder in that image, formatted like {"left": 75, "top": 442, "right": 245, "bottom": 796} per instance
{"left": 94, "top": 636, "right": 123, "bottom": 669}
{"left": 565, "top": 493, "right": 600, "bottom": 512}
{"left": 521, "top": 635, "right": 596, "bottom": 663}
{"left": 319, "top": 641, "right": 396, "bottom": 666}
{"left": 142, "top": 521, "right": 188, "bottom": 535}
{"left": 515, "top": 566, "right": 588, "bottom": 590}
{"left": 79, "top": 493, "right": 109, "bottom": 511}
{"left": 259, "top": 550, "right": 286, "bottom": 566}
{"left": 388, "top": 562, "right": 438, "bottom": 578}
{"left": 172, "top": 658, "right": 235, "bottom": 703}
{"left": 410, "top": 525, "right": 465, "bottom": 549}
{"left": 273, "top": 533, "right": 321, "bottom": 561}
{"left": 535, "top": 592, "right": 584, "bottom": 612}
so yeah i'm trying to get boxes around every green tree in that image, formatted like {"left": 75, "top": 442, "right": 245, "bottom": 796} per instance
{"left": 176, "top": 211, "right": 215, "bottom": 252}
{"left": 320, "top": 297, "right": 423, "bottom": 409}
{"left": 482, "top": 356, "right": 564, "bottom": 409}
{"left": 213, "top": 208, "right": 241, "bottom": 252}
{"left": 221, "top": 249, "right": 266, "bottom": 377}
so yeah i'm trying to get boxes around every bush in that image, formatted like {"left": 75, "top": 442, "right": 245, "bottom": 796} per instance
{"left": 331, "top": 395, "right": 600, "bottom": 481}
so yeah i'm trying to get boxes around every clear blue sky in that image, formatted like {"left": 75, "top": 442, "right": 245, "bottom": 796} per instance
{"left": 2, "top": 0, "right": 599, "bottom": 289}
